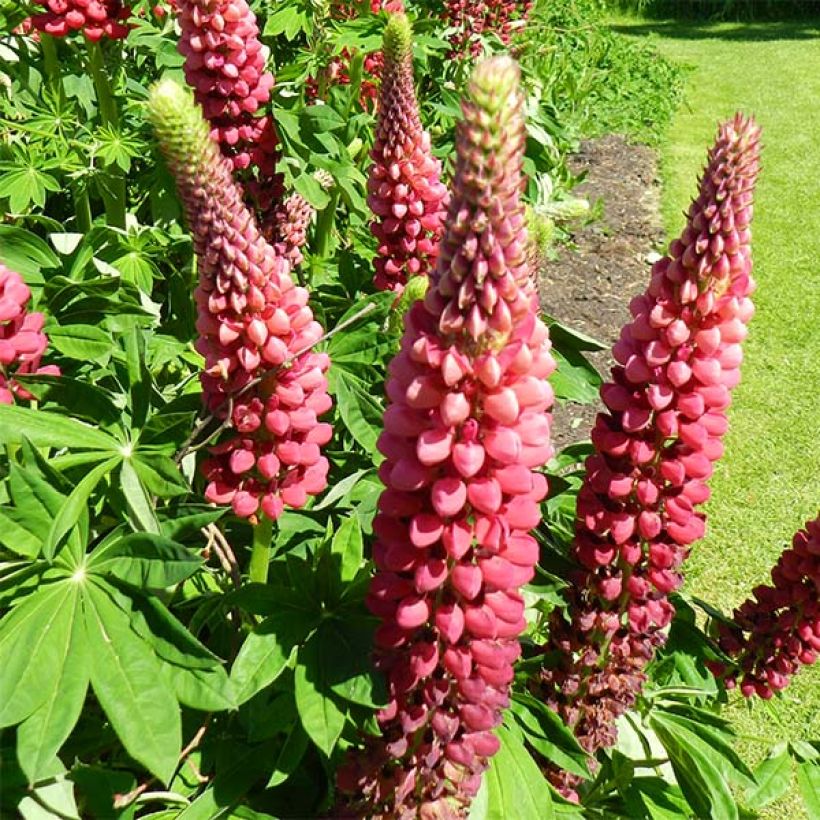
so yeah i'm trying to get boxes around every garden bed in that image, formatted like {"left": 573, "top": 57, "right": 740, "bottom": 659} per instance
{"left": 539, "top": 134, "right": 666, "bottom": 448}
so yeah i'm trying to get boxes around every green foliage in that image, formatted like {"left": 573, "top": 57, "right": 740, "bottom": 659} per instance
{"left": 517, "top": 0, "right": 686, "bottom": 145}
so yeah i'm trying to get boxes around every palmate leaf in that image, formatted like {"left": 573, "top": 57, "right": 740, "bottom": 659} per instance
{"left": 328, "top": 367, "right": 383, "bottom": 453}
{"left": 266, "top": 721, "right": 310, "bottom": 788}
{"left": 650, "top": 711, "right": 739, "bottom": 820}
{"left": 44, "top": 456, "right": 121, "bottom": 560}
{"left": 0, "top": 405, "right": 121, "bottom": 451}
{"left": 797, "top": 761, "right": 820, "bottom": 817}
{"left": 0, "top": 582, "right": 76, "bottom": 728}
{"left": 330, "top": 515, "right": 364, "bottom": 583}
{"left": 88, "top": 532, "right": 202, "bottom": 589}
{"left": 230, "top": 593, "right": 320, "bottom": 705}
{"left": 82, "top": 580, "right": 181, "bottom": 784}
{"left": 294, "top": 634, "right": 347, "bottom": 758}
{"left": 744, "top": 744, "right": 791, "bottom": 808}
{"left": 16, "top": 587, "right": 89, "bottom": 782}
{"left": 510, "top": 692, "right": 590, "bottom": 779}
{"left": 0, "top": 224, "right": 60, "bottom": 283}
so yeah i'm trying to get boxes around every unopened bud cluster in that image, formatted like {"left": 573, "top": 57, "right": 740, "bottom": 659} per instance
{"left": 148, "top": 81, "right": 331, "bottom": 521}
{"left": 338, "top": 56, "right": 555, "bottom": 815}
{"left": 536, "top": 114, "right": 761, "bottom": 797}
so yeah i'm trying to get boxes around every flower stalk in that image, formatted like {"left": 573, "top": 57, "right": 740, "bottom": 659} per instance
{"left": 535, "top": 114, "right": 761, "bottom": 798}
{"left": 148, "top": 80, "right": 332, "bottom": 523}
{"left": 338, "top": 55, "right": 555, "bottom": 816}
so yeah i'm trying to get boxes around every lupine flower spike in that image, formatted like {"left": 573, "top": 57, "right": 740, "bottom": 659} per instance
{"left": 367, "top": 13, "right": 448, "bottom": 294}
{"left": 148, "top": 81, "right": 331, "bottom": 522}
{"left": 32, "top": 0, "right": 131, "bottom": 40}
{"left": 711, "top": 515, "right": 820, "bottom": 699}
{"left": 0, "top": 266, "right": 60, "bottom": 405}
{"left": 536, "top": 113, "right": 761, "bottom": 798}
{"left": 177, "top": 0, "right": 283, "bottom": 211}
{"left": 266, "top": 171, "right": 335, "bottom": 269}
{"left": 337, "top": 56, "right": 556, "bottom": 817}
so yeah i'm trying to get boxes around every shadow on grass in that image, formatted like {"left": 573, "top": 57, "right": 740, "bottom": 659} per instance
{"left": 612, "top": 20, "right": 820, "bottom": 41}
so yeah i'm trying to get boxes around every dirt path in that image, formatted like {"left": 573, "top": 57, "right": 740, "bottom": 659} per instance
{"left": 538, "top": 134, "right": 666, "bottom": 448}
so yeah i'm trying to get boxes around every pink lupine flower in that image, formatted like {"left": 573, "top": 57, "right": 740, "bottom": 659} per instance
{"left": 444, "top": 0, "right": 532, "bottom": 59}
{"left": 31, "top": 0, "right": 131, "bottom": 40}
{"left": 337, "top": 56, "right": 555, "bottom": 816}
{"left": 536, "top": 114, "right": 761, "bottom": 795}
{"left": 306, "top": 0, "right": 403, "bottom": 110}
{"left": 265, "top": 172, "right": 333, "bottom": 269}
{"left": 0, "top": 265, "right": 60, "bottom": 405}
{"left": 367, "top": 14, "right": 448, "bottom": 294}
{"left": 176, "top": 0, "right": 283, "bottom": 210}
{"left": 148, "top": 80, "right": 331, "bottom": 522}
{"left": 710, "top": 515, "right": 820, "bottom": 699}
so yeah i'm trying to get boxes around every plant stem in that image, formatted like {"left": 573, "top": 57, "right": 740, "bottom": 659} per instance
{"left": 314, "top": 189, "right": 339, "bottom": 260}
{"left": 248, "top": 517, "right": 274, "bottom": 584}
{"left": 40, "top": 34, "right": 60, "bottom": 87}
{"left": 74, "top": 188, "right": 93, "bottom": 233}
{"left": 85, "top": 38, "right": 126, "bottom": 229}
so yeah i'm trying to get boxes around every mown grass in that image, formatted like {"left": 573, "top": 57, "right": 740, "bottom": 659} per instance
{"left": 614, "top": 15, "right": 820, "bottom": 819}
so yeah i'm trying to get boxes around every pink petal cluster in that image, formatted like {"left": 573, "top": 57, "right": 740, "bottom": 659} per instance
{"left": 367, "top": 14, "right": 448, "bottom": 293}
{"left": 31, "top": 0, "right": 130, "bottom": 40}
{"left": 444, "top": 0, "right": 532, "bottom": 58}
{"left": 337, "top": 56, "right": 555, "bottom": 817}
{"left": 0, "top": 265, "right": 60, "bottom": 405}
{"left": 148, "top": 80, "right": 331, "bottom": 522}
{"left": 177, "top": 0, "right": 283, "bottom": 210}
{"left": 536, "top": 114, "right": 761, "bottom": 796}
{"left": 266, "top": 192, "right": 316, "bottom": 270}
{"left": 710, "top": 515, "right": 820, "bottom": 699}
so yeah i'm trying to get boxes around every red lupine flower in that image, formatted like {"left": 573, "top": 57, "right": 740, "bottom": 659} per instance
{"left": 176, "top": 0, "right": 283, "bottom": 210}
{"left": 444, "top": 0, "right": 532, "bottom": 59}
{"left": 367, "top": 14, "right": 448, "bottom": 294}
{"left": 710, "top": 515, "right": 820, "bottom": 699}
{"left": 306, "top": 0, "right": 402, "bottom": 110}
{"left": 148, "top": 80, "right": 331, "bottom": 522}
{"left": 337, "top": 55, "right": 555, "bottom": 816}
{"left": 0, "top": 265, "right": 60, "bottom": 405}
{"left": 31, "top": 0, "right": 131, "bottom": 40}
{"left": 536, "top": 114, "right": 761, "bottom": 796}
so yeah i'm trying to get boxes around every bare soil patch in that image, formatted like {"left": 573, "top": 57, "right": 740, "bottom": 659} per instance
{"left": 539, "top": 134, "right": 667, "bottom": 449}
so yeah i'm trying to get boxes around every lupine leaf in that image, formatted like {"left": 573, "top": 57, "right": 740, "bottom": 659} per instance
{"left": 231, "top": 596, "right": 320, "bottom": 704}
{"left": 471, "top": 725, "right": 554, "bottom": 820}
{"left": 88, "top": 532, "right": 201, "bottom": 589}
{"left": 266, "top": 721, "right": 310, "bottom": 787}
{"left": 16, "top": 587, "right": 89, "bottom": 781}
{"left": 294, "top": 633, "right": 347, "bottom": 757}
{"left": 797, "top": 761, "right": 820, "bottom": 817}
{"left": 0, "top": 405, "right": 120, "bottom": 450}
{"left": 120, "top": 459, "right": 161, "bottom": 533}
{"left": 330, "top": 515, "right": 364, "bottom": 583}
{"left": 651, "top": 712, "right": 738, "bottom": 820}
{"left": 83, "top": 581, "right": 181, "bottom": 783}
{"left": 0, "top": 582, "right": 73, "bottom": 727}
{"left": 745, "top": 744, "right": 791, "bottom": 808}
{"left": 44, "top": 457, "right": 120, "bottom": 560}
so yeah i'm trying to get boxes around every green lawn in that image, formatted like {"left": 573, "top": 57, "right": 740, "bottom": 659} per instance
{"left": 614, "top": 16, "right": 820, "bottom": 819}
